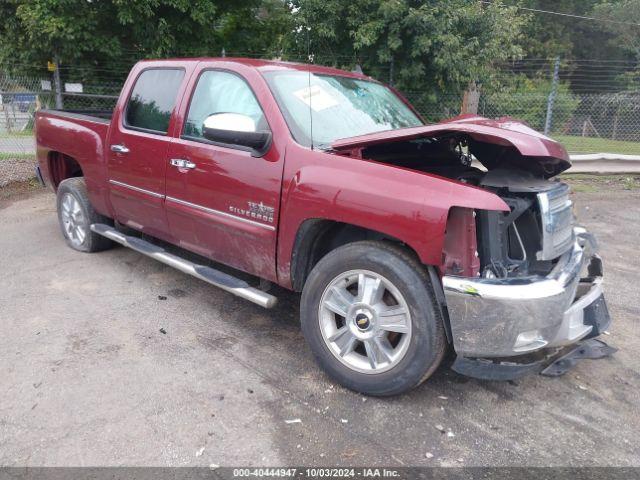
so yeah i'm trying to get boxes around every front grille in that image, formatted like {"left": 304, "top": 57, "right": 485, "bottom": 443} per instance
{"left": 536, "top": 183, "right": 575, "bottom": 260}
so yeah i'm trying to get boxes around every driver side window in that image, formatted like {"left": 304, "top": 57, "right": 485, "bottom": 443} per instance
{"left": 183, "top": 70, "right": 267, "bottom": 140}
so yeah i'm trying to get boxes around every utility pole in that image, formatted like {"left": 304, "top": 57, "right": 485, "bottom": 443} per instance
{"left": 52, "top": 54, "right": 63, "bottom": 110}
{"left": 544, "top": 57, "right": 561, "bottom": 135}
{"left": 389, "top": 56, "right": 395, "bottom": 86}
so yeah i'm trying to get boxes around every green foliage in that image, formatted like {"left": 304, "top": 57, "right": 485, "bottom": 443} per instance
{"left": 481, "top": 77, "right": 579, "bottom": 132}
{"left": 0, "top": 0, "right": 291, "bottom": 83}
{"left": 287, "top": 0, "right": 526, "bottom": 97}
{"left": 127, "top": 98, "right": 172, "bottom": 132}
{"left": 519, "top": 0, "right": 604, "bottom": 59}
{"left": 516, "top": 1, "right": 638, "bottom": 93}
{"left": 593, "top": 0, "right": 640, "bottom": 60}
{"left": 1, "top": 0, "right": 638, "bottom": 103}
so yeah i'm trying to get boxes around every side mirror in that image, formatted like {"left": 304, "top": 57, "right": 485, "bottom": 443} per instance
{"left": 202, "top": 113, "right": 271, "bottom": 155}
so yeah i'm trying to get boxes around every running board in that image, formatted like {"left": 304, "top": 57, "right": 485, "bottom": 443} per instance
{"left": 90, "top": 223, "right": 278, "bottom": 309}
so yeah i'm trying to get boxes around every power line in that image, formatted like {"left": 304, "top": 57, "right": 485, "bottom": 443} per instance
{"left": 481, "top": 1, "right": 640, "bottom": 27}
{"left": 507, "top": 60, "right": 639, "bottom": 66}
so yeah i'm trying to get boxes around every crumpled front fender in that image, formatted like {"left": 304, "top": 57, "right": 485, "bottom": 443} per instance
{"left": 276, "top": 145, "right": 509, "bottom": 288}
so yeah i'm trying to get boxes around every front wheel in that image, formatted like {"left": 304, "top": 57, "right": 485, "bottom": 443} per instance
{"left": 300, "top": 241, "right": 446, "bottom": 396}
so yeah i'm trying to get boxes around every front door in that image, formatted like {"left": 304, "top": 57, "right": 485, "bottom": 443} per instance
{"left": 107, "top": 67, "right": 186, "bottom": 238}
{"left": 164, "top": 69, "right": 283, "bottom": 280}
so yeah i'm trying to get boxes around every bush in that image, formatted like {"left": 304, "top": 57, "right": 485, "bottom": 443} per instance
{"left": 479, "top": 77, "right": 579, "bottom": 133}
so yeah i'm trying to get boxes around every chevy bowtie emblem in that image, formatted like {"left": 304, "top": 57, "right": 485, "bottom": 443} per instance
{"left": 354, "top": 313, "right": 371, "bottom": 330}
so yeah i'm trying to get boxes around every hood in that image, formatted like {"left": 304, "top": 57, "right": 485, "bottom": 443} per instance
{"left": 331, "top": 114, "right": 571, "bottom": 178}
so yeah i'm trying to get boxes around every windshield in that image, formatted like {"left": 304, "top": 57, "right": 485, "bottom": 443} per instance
{"left": 263, "top": 71, "right": 423, "bottom": 148}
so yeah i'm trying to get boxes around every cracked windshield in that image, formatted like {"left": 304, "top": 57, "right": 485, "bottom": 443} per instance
{"left": 265, "top": 71, "right": 423, "bottom": 148}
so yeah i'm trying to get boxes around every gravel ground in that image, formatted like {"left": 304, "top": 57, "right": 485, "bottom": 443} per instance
{"left": 0, "top": 156, "right": 37, "bottom": 187}
{"left": 0, "top": 177, "right": 638, "bottom": 467}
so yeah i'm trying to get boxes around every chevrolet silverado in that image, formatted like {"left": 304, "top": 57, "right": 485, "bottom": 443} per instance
{"left": 34, "top": 58, "right": 614, "bottom": 395}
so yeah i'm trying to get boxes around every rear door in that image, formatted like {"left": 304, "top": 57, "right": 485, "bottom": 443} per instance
{"left": 164, "top": 68, "right": 284, "bottom": 280}
{"left": 107, "top": 66, "right": 187, "bottom": 239}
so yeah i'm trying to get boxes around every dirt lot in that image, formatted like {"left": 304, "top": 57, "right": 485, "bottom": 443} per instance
{"left": 0, "top": 158, "right": 37, "bottom": 188}
{"left": 0, "top": 177, "right": 639, "bottom": 467}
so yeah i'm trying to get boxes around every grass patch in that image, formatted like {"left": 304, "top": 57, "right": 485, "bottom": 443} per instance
{"left": 0, "top": 130, "right": 34, "bottom": 138}
{"left": 0, "top": 152, "right": 36, "bottom": 161}
{"left": 568, "top": 182, "right": 598, "bottom": 193}
{"left": 552, "top": 135, "right": 640, "bottom": 155}
{"left": 561, "top": 173, "right": 640, "bottom": 191}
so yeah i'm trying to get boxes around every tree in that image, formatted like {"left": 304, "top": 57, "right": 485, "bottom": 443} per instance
{"left": 518, "top": 0, "right": 604, "bottom": 60}
{"left": 511, "top": 1, "right": 637, "bottom": 94}
{"left": 285, "top": 0, "right": 526, "bottom": 99}
{"left": 481, "top": 76, "right": 579, "bottom": 132}
{"left": 0, "top": 0, "right": 290, "bottom": 84}
{"left": 3, "top": 0, "right": 636, "bottom": 100}
{"left": 592, "top": 0, "right": 640, "bottom": 61}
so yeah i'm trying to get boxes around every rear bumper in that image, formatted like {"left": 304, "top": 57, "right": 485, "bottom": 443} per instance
{"left": 442, "top": 227, "right": 611, "bottom": 358}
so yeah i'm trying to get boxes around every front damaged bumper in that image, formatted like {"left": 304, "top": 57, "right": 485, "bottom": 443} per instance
{"left": 450, "top": 338, "right": 616, "bottom": 381}
{"left": 442, "top": 228, "right": 612, "bottom": 360}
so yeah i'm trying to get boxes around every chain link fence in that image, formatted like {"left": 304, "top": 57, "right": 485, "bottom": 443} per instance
{"left": 479, "top": 92, "right": 640, "bottom": 156}
{"left": 2, "top": 70, "right": 640, "bottom": 161}
{"left": 406, "top": 90, "right": 640, "bottom": 156}
{"left": 0, "top": 73, "right": 119, "bottom": 159}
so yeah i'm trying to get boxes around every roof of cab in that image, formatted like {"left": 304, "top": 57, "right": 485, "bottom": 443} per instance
{"left": 135, "top": 57, "right": 372, "bottom": 80}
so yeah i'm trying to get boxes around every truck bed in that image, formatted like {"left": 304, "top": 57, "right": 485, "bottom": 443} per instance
{"left": 39, "top": 109, "right": 113, "bottom": 124}
{"left": 35, "top": 109, "right": 113, "bottom": 199}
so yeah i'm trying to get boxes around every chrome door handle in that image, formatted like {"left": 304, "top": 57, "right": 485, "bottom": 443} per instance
{"left": 170, "top": 158, "right": 196, "bottom": 170}
{"left": 110, "top": 144, "right": 130, "bottom": 154}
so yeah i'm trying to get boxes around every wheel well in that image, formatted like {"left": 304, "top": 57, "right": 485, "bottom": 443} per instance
{"left": 290, "top": 219, "right": 453, "bottom": 346}
{"left": 290, "top": 219, "right": 419, "bottom": 292}
{"left": 48, "top": 152, "right": 83, "bottom": 188}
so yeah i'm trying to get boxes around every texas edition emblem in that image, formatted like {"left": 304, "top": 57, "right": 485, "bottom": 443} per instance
{"left": 229, "top": 201, "right": 275, "bottom": 224}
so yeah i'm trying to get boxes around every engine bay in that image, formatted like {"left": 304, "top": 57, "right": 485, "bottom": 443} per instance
{"left": 359, "top": 136, "right": 575, "bottom": 279}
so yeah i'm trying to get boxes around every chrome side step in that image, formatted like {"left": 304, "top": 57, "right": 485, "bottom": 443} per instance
{"left": 90, "top": 223, "right": 278, "bottom": 309}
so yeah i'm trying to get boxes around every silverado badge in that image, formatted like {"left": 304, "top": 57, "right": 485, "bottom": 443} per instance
{"left": 229, "top": 201, "right": 275, "bottom": 224}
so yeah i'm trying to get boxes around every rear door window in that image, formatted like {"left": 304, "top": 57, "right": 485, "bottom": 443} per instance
{"left": 125, "top": 68, "right": 185, "bottom": 134}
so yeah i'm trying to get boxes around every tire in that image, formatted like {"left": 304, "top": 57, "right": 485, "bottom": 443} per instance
{"left": 56, "top": 177, "right": 113, "bottom": 252}
{"left": 300, "top": 241, "right": 446, "bottom": 396}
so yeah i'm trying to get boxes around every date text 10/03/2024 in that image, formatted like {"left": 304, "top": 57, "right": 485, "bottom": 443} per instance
{"left": 232, "top": 468, "right": 401, "bottom": 478}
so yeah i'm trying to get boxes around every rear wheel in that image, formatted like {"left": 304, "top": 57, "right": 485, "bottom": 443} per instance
{"left": 301, "top": 241, "right": 446, "bottom": 396}
{"left": 56, "top": 177, "right": 113, "bottom": 252}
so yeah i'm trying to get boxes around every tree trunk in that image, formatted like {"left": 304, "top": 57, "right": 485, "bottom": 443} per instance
{"left": 461, "top": 81, "right": 480, "bottom": 115}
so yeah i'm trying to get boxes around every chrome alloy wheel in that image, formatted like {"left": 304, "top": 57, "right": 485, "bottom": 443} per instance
{"left": 60, "top": 192, "right": 87, "bottom": 247}
{"left": 318, "top": 269, "right": 412, "bottom": 374}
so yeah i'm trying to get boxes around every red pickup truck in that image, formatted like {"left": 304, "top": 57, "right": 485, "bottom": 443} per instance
{"left": 34, "top": 58, "right": 613, "bottom": 395}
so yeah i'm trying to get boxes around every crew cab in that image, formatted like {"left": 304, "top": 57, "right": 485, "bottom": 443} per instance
{"left": 34, "top": 58, "right": 614, "bottom": 395}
